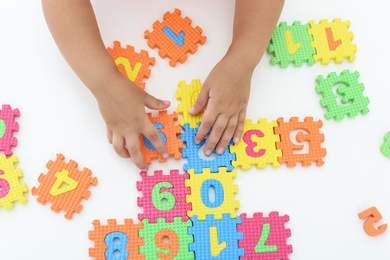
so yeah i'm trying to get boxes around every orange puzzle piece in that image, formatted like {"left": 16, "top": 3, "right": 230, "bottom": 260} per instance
{"left": 275, "top": 117, "right": 326, "bottom": 167}
{"left": 144, "top": 8, "right": 206, "bottom": 67}
{"left": 107, "top": 41, "right": 155, "bottom": 89}
{"left": 31, "top": 153, "right": 98, "bottom": 219}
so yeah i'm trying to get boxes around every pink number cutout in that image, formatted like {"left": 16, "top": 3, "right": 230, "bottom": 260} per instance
{"left": 243, "top": 130, "right": 266, "bottom": 157}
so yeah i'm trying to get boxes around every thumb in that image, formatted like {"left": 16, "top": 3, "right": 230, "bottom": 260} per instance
{"left": 190, "top": 88, "right": 209, "bottom": 115}
{"left": 145, "top": 94, "right": 171, "bottom": 110}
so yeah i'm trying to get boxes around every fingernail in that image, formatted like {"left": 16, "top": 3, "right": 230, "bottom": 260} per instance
{"left": 205, "top": 150, "right": 212, "bottom": 156}
{"left": 234, "top": 137, "right": 240, "bottom": 144}
{"left": 164, "top": 100, "right": 170, "bottom": 105}
{"left": 194, "top": 139, "right": 200, "bottom": 144}
{"left": 189, "top": 107, "right": 195, "bottom": 114}
{"left": 162, "top": 153, "right": 169, "bottom": 158}
{"left": 141, "top": 168, "right": 148, "bottom": 172}
{"left": 217, "top": 148, "right": 224, "bottom": 154}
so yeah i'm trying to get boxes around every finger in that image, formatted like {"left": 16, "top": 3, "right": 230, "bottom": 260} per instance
{"left": 194, "top": 107, "right": 218, "bottom": 146}
{"left": 216, "top": 116, "right": 237, "bottom": 154}
{"left": 112, "top": 135, "right": 130, "bottom": 158}
{"left": 144, "top": 93, "right": 170, "bottom": 110}
{"left": 107, "top": 129, "right": 113, "bottom": 144}
{"left": 203, "top": 114, "right": 229, "bottom": 156}
{"left": 125, "top": 135, "right": 148, "bottom": 170}
{"left": 190, "top": 86, "right": 209, "bottom": 115}
{"left": 233, "top": 111, "right": 246, "bottom": 144}
{"left": 142, "top": 123, "right": 168, "bottom": 158}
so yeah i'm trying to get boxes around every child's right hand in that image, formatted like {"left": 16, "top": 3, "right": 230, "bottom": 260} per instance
{"left": 94, "top": 74, "right": 170, "bottom": 170}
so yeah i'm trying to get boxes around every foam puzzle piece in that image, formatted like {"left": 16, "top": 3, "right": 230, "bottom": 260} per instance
{"left": 238, "top": 212, "right": 293, "bottom": 259}
{"left": 275, "top": 117, "right": 326, "bottom": 167}
{"left": 230, "top": 118, "right": 282, "bottom": 170}
{"left": 267, "top": 21, "right": 315, "bottom": 67}
{"left": 140, "top": 217, "right": 194, "bottom": 259}
{"left": 308, "top": 18, "right": 357, "bottom": 64}
{"left": 139, "top": 110, "right": 183, "bottom": 164}
{"left": 137, "top": 169, "right": 191, "bottom": 223}
{"left": 107, "top": 41, "right": 155, "bottom": 89}
{"left": 176, "top": 79, "right": 203, "bottom": 127}
{"left": 358, "top": 206, "right": 388, "bottom": 237}
{"left": 189, "top": 213, "right": 244, "bottom": 259}
{"left": 89, "top": 219, "right": 145, "bottom": 260}
{"left": 181, "top": 123, "right": 235, "bottom": 173}
{"left": 144, "top": 8, "right": 206, "bottom": 67}
{"left": 31, "top": 153, "right": 98, "bottom": 219}
{"left": 315, "top": 70, "right": 370, "bottom": 120}
{"left": 185, "top": 167, "right": 240, "bottom": 220}
{"left": 380, "top": 131, "right": 390, "bottom": 158}
{"left": 0, "top": 155, "right": 28, "bottom": 209}
{"left": 0, "top": 104, "right": 20, "bottom": 156}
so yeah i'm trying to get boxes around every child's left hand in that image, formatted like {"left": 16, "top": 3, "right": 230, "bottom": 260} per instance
{"left": 190, "top": 52, "right": 253, "bottom": 155}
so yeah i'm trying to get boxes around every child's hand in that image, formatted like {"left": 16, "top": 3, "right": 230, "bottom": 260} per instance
{"left": 95, "top": 75, "right": 170, "bottom": 170}
{"left": 190, "top": 53, "right": 252, "bottom": 155}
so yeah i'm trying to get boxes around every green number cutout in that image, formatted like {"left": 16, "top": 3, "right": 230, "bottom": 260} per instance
{"left": 152, "top": 181, "right": 176, "bottom": 211}
{"left": 255, "top": 223, "right": 278, "bottom": 253}
{"left": 0, "top": 119, "right": 5, "bottom": 139}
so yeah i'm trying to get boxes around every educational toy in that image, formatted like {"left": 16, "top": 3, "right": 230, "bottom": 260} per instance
{"left": 89, "top": 219, "right": 144, "bottom": 260}
{"left": 380, "top": 131, "right": 390, "bottom": 158}
{"left": 107, "top": 41, "right": 155, "bottom": 89}
{"left": 358, "top": 207, "right": 388, "bottom": 237}
{"left": 181, "top": 123, "right": 235, "bottom": 173}
{"left": 0, "top": 154, "right": 27, "bottom": 210}
{"left": 0, "top": 104, "right": 19, "bottom": 156}
{"left": 189, "top": 214, "right": 244, "bottom": 259}
{"left": 308, "top": 18, "right": 357, "bottom": 64}
{"left": 230, "top": 118, "right": 282, "bottom": 170}
{"left": 139, "top": 110, "right": 183, "bottom": 164}
{"left": 315, "top": 70, "right": 369, "bottom": 120}
{"left": 140, "top": 217, "right": 194, "bottom": 259}
{"left": 31, "top": 153, "right": 98, "bottom": 219}
{"left": 176, "top": 79, "right": 203, "bottom": 127}
{"left": 185, "top": 167, "right": 240, "bottom": 220}
{"left": 267, "top": 21, "right": 315, "bottom": 67}
{"left": 144, "top": 8, "right": 206, "bottom": 67}
{"left": 275, "top": 117, "right": 326, "bottom": 167}
{"left": 238, "top": 212, "right": 293, "bottom": 259}
{"left": 137, "top": 169, "right": 191, "bottom": 223}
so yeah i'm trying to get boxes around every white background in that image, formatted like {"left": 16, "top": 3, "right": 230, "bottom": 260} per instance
{"left": 1, "top": 0, "right": 390, "bottom": 259}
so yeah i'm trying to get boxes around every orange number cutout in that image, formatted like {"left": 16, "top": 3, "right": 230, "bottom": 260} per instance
{"left": 154, "top": 229, "right": 179, "bottom": 259}
{"left": 358, "top": 206, "right": 388, "bottom": 237}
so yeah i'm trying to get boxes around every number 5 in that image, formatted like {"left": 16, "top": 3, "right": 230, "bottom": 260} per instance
{"left": 358, "top": 206, "right": 387, "bottom": 237}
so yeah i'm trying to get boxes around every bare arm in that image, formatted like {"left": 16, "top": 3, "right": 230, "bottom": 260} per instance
{"left": 191, "top": 0, "right": 284, "bottom": 155}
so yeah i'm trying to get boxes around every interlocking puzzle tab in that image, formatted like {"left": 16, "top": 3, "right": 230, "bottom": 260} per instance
{"left": 139, "top": 110, "right": 183, "bottom": 164}
{"left": 31, "top": 153, "right": 98, "bottom": 219}
{"left": 107, "top": 41, "right": 155, "bottom": 89}
{"left": 189, "top": 214, "right": 244, "bottom": 259}
{"left": 238, "top": 212, "right": 293, "bottom": 259}
{"left": 145, "top": 8, "right": 206, "bottom": 67}
{"left": 176, "top": 79, "right": 203, "bottom": 127}
{"left": 308, "top": 18, "right": 357, "bottom": 64}
{"left": 140, "top": 217, "right": 194, "bottom": 259}
{"left": 358, "top": 206, "right": 388, "bottom": 237}
{"left": 230, "top": 118, "right": 282, "bottom": 170}
{"left": 0, "top": 104, "right": 20, "bottom": 156}
{"left": 137, "top": 169, "right": 191, "bottom": 223}
{"left": 89, "top": 219, "right": 145, "bottom": 260}
{"left": 185, "top": 167, "right": 240, "bottom": 220}
{"left": 315, "top": 70, "right": 369, "bottom": 120}
{"left": 181, "top": 123, "right": 235, "bottom": 173}
{"left": 380, "top": 131, "right": 390, "bottom": 158}
{"left": 0, "top": 155, "right": 28, "bottom": 210}
{"left": 267, "top": 21, "right": 315, "bottom": 67}
{"left": 275, "top": 117, "right": 326, "bottom": 167}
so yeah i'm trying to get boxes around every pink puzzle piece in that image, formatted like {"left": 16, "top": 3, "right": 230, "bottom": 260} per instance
{"left": 0, "top": 104, "right": 20, "bottom": 156}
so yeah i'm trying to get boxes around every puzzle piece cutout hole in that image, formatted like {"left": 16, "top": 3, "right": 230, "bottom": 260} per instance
{"left": 332, "top": 82, "right": 353, "bottom": 107}
{"left": 289, "top": 129, "right": 309, "bottom": 154}
{"left": 197, "top": 137, "right": 218, "bottom": 161}
{"left": 207, "top": 186, "right": 217, "bottom": 204}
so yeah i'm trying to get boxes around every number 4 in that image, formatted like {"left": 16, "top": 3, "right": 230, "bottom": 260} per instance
{"left": 358, "top": 206, "right": 388, "bottom": 237}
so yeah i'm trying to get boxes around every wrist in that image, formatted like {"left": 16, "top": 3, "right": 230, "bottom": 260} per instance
{"left": 225, "top": 40, "right": 264, "bottom": 71}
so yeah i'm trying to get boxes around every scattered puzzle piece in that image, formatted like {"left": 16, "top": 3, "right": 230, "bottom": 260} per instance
{"left": 189, "top": 214, "right": 244, "bottom": 259}
{"left": 88, "top": 219, "right": 144, "bottom": 260}
{"left": 268, "top": 21, "right": 315, "bottom": 67}
{"left": 0, "top": 104, "right": 19, "bottom": 156}
{"left": 181, "top": 123, "right": 235, "bottom": 173}
{"left": 185, "top": 167, "right": 240, "bottom": 220}
{"left": 275, "top": 117, "right": 326, "bottom": 167}
{"left": 145, "top": 8, "right": 206, "bottom": 66}
{"left": 137, "top": 169, "right": 191, "bottom": 223}
{"left": 380, "top": 131, "right": 390, "bottom": 158}
{"left": 0, "top": 155, "right": 28, "bottom": 210}
{"left": 308, "top": 18, "right": 357, "bottom": 64}
{"left": 140, "top": 217, "right": 194, "bottom": 259}
{"left": 238, "top": 212, "right": 293, "bottom": 259}
{"left": 230, "top": 118, "right": 282, "bottom": 170}
{"left": 107, "top": 41, "right": 155, "bottom": 89}
{"left": 176, "top": 79, "right": 203, "bottom": 127}
{"left": 358, "top": 206, "right": 388, "bottom": 237}
{"left": 139, "top": 110, "right": 183, "bottom": 164}
{"left": 31, "top": 153, "right": 98, "bottom": 219}
{"left": 315, "top": 70, "right": 369, "bottom": 120}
